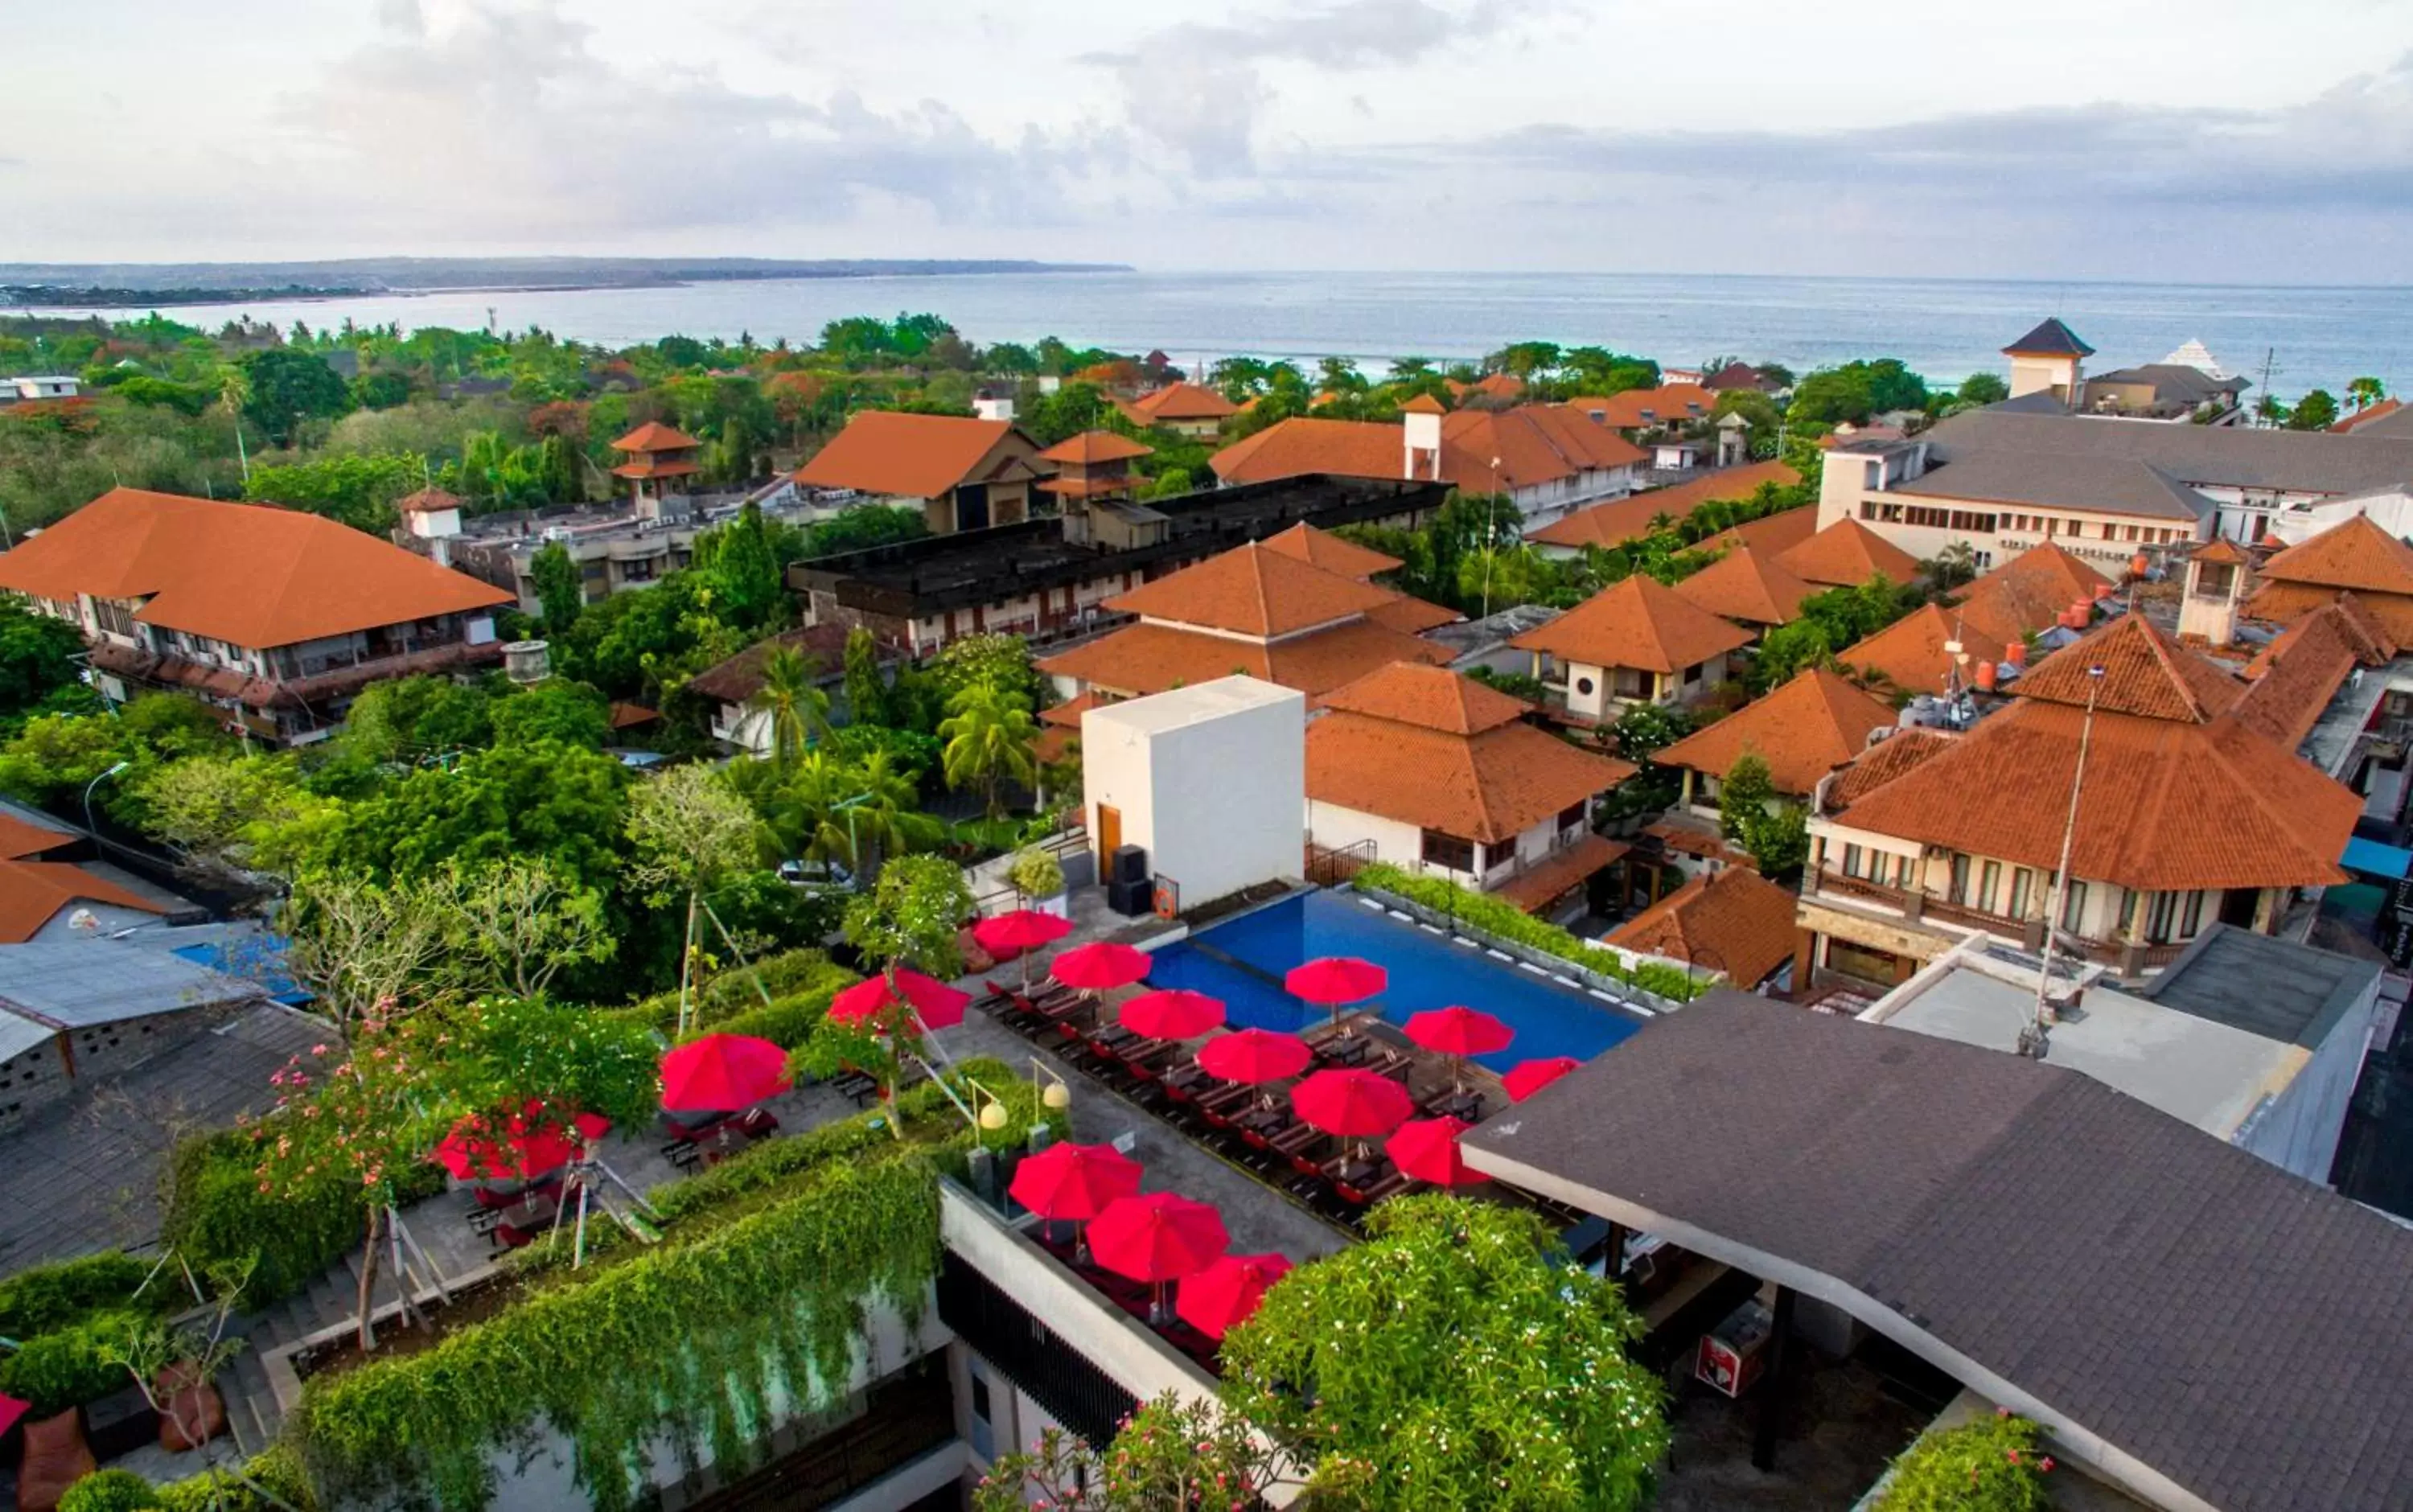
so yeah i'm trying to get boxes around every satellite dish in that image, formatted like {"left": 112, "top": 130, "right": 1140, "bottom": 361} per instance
{"left": 67, "top": 907, "right": 100, "bottom": 934}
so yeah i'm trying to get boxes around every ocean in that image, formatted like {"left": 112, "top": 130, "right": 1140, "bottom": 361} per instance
{"left": 44, "top": 270, "right": 2413, "bottom": 401}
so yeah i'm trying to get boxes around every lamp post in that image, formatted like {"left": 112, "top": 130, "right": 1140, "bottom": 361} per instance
{"left": 2020, "top": 664, "right": 2106, "bottom": 1058}
{"left": 83, "top": 761, "right": 130, "bottom": 858}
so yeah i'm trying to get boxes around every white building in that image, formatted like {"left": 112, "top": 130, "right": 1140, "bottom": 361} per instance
{"left": 1081, "top": 677, "right": 1306, "bottom": 910}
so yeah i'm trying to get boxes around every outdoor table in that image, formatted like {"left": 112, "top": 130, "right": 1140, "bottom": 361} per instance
{"left": 1430, "top": 1090, "right": 1485, "bottom": 1123}
{"left": 1320, "top": 1035, "right": 1372, "bottom": 1068}
{"left": 491, "top": 1192, "right": 559, "bottom": 1249}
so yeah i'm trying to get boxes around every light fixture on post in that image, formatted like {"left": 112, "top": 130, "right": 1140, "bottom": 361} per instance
{"left": 963, "top": 1076, "right": 1010, "bottom": 1132}
{"left": 2021, "top": 663, "right": 2106, "bottom": 1059}
{"left": 1031, "top": 1056, "right": 1072, "bottom": 1114}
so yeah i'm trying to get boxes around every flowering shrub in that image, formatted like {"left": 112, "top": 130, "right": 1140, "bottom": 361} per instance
{"left": 1877, "top": 1409, "right": 2054, "bottom": 1511}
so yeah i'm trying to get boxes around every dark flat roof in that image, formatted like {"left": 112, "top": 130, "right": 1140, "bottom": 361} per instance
{"left": 1465, "top": 992, "right": 2413, "bottom": 1512}
{"left": 786, "top": 475, "right": 1447, "bottom": 618}
{"left": 1927, "top": 409, "right": 2413, "bottom": 496}
{"left": 2140, "top": 922, "right": 2379, "bottom": 1049}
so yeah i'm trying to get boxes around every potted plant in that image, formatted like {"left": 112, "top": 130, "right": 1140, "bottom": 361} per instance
{"left": 1007, "top": 845, "right": 1067, "bottom": 913}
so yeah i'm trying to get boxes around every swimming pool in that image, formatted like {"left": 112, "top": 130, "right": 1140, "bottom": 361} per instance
{"left": 1143, "top": 890, "right": 1648, "bottom": 1070}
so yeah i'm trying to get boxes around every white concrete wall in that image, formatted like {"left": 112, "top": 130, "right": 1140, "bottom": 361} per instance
{"left": 1306, "top": 800, "right": 1425, "bottom": 872}
{"left": 1083, "top": 677, "right": 1306, "bottom": 906}
{"left": 2237, "top": 979, "right": 2380, "bottom": 1185}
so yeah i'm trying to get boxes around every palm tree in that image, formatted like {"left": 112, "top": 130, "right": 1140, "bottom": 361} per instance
{"left": 839, "top": 750, "right": 943, "bottom": 869}
{"left": 939, "top": 683, "right": 1040, "bottom": 821}
{"left": 749, "top": 647, "right": 830, "bottom": 768}
{"left": 2349, "top": 376, "right": 2388, "bottom": 413}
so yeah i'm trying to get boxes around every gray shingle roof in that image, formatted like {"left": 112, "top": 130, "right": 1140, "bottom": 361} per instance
{"left": 2004, "top": 317, "right": 2095, "bottom": 357}
{"left": 2140, "top": 922, "right": 2379, "bottom": 1049}
{"left": 2087, "top": 363, "right": 2251, "bottom": 403}
{"left": 1897, "top": 452, "right": 2211, "bottom": 520}
{"left": 1465, "top": 992, "right": 2413, "bottom": 1512}
{"left": 0, "top": 940, "right": 261, "bottom": 1028}
{"left": 1926, "top": 409, "right": 2413, "bottom": 497}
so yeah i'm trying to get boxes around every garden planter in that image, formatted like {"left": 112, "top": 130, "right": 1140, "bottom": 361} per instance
{"left": 16, "top": 1407, "right": 96, "bottom": 1512}
{"left": 82, "top": 1381, "right": 162, "bottom": 1460}
{"left": 154, "top": 1362, "right": 227, "bottom": 1452}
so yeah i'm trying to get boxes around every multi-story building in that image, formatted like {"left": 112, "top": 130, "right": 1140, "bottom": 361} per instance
{"left": 0, "top": 488, "right": 512, "bottom": 742}
{"left": 1303, "top": 663, "right": 1633, "bottom": 914}
{"left": 1111, "top": 381, "right": 1238, "bottom": 440}
{"left": 1509, "top": 574, "right": 1751, "bottom": 720}
{"left": 795, "top": 411, "right": 1053, "bottom": 534}
{"left": 1795, "top": 612, "right": 2374, "bottom": 995}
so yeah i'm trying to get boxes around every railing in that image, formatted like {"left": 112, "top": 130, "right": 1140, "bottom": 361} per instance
{"left": 1305, "top": 839, "right": 1377, "bottom": 886}
{"left": 1814, "top": 871, "right": 1910, "bottom": 908}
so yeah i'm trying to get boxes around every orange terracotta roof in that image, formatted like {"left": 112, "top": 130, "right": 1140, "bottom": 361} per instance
{"left": 2191, "top": 537, "right": 2250, "bottom": 567}
{"left": 1259, "top": 521, "right": 1401, "bottom": 578}
{"left": 610, "top": 421, "right": 701, "bottom": 452}
{"left": 1965, "top": 541, "right": 2114, "bottom": 621}
{"left": 1774, "top": 518, "right": 1923, "bottom": 588}
{"left": 1831, "top": 697, "right": 2359, "bottom": 890}
{"left": 1036, "top": 474, "right": 1139, "bottom": 498}
{"left": 1449, "top": 373, "right": 1525, "bottom": 401}
{"left": 2233, "top": 607, "right": 2366, "bottom": 750}
{"left": 1308, "top": 704, "right": 1633, "bottom": 844}
{"left": 1036, "top": 724, "right": 1079, "bottom": 766}
{"left": 397, "top": 486, "right": 462, "bottom": 515}
{"left": 2333, "top": 398, "right": 2403, "bottom": 433}
{"left": 2246, "top": 590, "right": 2395, "bottom": 672}
{"left": 0, "top": 488, "right": 512, "bottom": 650}
{"left": 1362, "top": 594, "right": 1464, "bottom": 634}
{"left": 610, "top": 456, "right": 701, "bottom": 480}
{"left": 2247, "top": 579, "right": 2413, "bottom": 648}
{"left": 1041, "top": 690, "right": 1100, "bottom": 729}
{"left": 1106, "top": 542, "right": 1397, "bottom": 637}
{"left": 1825, "top": 727, "right": 1959, "bottom": 811}
{"left": 2015, "top": 612, "right": 2244, "bottom": 723}
{"left": 1399, "top": 394, "right": 1447, "bottom": 416}
{"left": 1835, "top": 604, "right": 2003, "bottom": 701}
{"left": 1037, "top": 620, "right": 1453, "bottom": 701}
{"left": 1321, "top": 663, "right": 1528, "bottom": 735}
{"left": 1655, "top": 668, "right": 1896, "bottom": 795}
{"left": 1607, "top": 866, "right": 1799, "bottom": 987}
{"left": 1124, "top": 382, "right": 1238, "bottom": 421}
{"left": 1036, "top": 430, "right": 1153, "bottom": 465}
{"left": 794, "top": 412, "right": 1029, "bottom": 499}
{"left": 0, "top": 814, "right": 73, "bottom": 861}
{"left": 1209, "top": 408, "right": 1645, "bottom": 491}
{"left": 1557, "top": 384, "right": 1718, "bottom": 430}
{"left": 1493, "top": 833, "right": 1631, "bottom": 914}
{"left": 1526, "top": 462, "right": 1803, "bottom": 549}
{"left": 606, "top": 701, "right": 660, "bottom": 729}
{"left": 0, "top": 861, "right": 166, "bottom": 943}
{"left": 1699, "top": 505, "right": 1819, "bottom": 558}
{"left": 1672, "top": 547, "right": 1818, "bottom": 627}
{"left": 2256, "top": 514, "right": 2413, "bottom": 597}
{"left": 1510, "top": 574, "right": 1752, "bottom": 675}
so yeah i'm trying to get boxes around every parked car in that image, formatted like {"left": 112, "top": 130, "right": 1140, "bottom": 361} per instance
{"left": 778, "top": 858, "right": 857, "bottom": 892}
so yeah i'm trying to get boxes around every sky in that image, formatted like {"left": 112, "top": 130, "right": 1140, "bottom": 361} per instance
{"left": 10, "top": 0, "right": 2413, "bottom": 280}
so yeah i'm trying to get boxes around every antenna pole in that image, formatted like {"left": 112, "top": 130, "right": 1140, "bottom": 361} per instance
{"left": 2022, "top": 664, "right": 2106, "bottom": 1057}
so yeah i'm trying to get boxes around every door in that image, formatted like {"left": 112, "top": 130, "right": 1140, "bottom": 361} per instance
{"left": 1096, "top": 804, "right": 1122, "bottom": 867}
{"left": 2219, "top": 887, "right": 2261, "bottom": 928}
{"left": 955, "top": 483, "right": 992, "bottom": 532}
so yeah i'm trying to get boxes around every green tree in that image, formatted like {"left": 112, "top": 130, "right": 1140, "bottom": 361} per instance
{"left": 750, "top": 647, "right": 832, "bottom": 768}
{"left": 241, "top": 450, "right": 423, "bottom": 533}
{"left": 841, "top": 852, "right": 972, "bottom": 981}
{"left": 2348, "top": 376, "right": 2388, "bottom": 412}
{"left": 627, "top": 762, "right": 764, "bottom": 1032}
{"left": 489, "top": 678, "right": 610, "bottom": 750}
{"left": 1007, "top": 845, "right": 1065, "bottom": 901}
{"left": 975, "top": 1392, "right": 1297, "bottom": 1512}
{"left": 0, "top": 601, "right": 88, "bottom": 722}
{"left": 939, "top": 682, "right": 1039, "bottom": 820}
{"left": 930, "top": 631, "right": 1041, "bottom": 705}
{"left": 696, "top": 502, "right": 787, "bottom": 629}
{"left": 841, "top": 626, "right": 888, "bottom": 726}
{"left": 134, "top": 752, "right": 326, "bottom": 878}
{"left": 1718, "top": 750, "right": 1777, "bottom": 842}
{"left": 1740, "top": 799, "right": 1809, "bottom": 879}
{"left": 529, "top": 541, "right": 586, "bottom": 635}
{"left": 1956, "top": 372, "right": 2010, "bottom": 407}
{"left": 238, "top": 348, "right": 353, "bottom": 445}
{"left": 338, "top": 675, "right": 495, "bottom": 765}
{"left": 2288, "top": 388, "right": 2341, "bottom": 431}
{"left": 325, "top": 739, "right": 630, "bottom": 894}
{"left": 1220, "top": 1194, "right": 1666, "bottom": 1510}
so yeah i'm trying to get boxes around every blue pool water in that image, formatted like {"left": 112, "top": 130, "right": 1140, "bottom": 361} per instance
{"left": 1144, "top": 890, "right": 1647, "bottom": 1070}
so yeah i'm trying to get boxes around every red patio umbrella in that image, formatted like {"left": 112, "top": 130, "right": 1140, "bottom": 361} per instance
{"left": 976, "top": 909, "right": 1075, "bottom": 990}
{"left": 1009, "top": 1142, "right": 1143, "bottom": 1224}
{"left": 1119, "top": 988, "right": 1226, "bottom": 1041}
{"left": 1089, "top": 1192, "right": 1229, "bottom": 1321}
{"left": 1291, "top": 1067, "right": 1413, "bottom": 1139}
{"left": 1051, "top": 940, "right": 1153, "bottom": 992}
{"left": 1176, "top": 1251, "right": 1293, "bottom": 1341}
{"left": 0, "top": 1391, "right": 33, "bottom": 1439}
{"left": 660, "top": 1033, "right": 792, "bottom": 1112}
{"left": 1404, "top": 1004, "right": 1513, "bottom": 1091}
{"left": 1387, "top": 1116, "right": 1488, "bottom": 1187}
{"left": 434, "top": 1109, "right": 582, "bottom": 1182}
{"left": 1285, "top": 955, "right": 1387, "bottom": 1031}
{"left": 1502, "top": 1055, "right": 1582, "bottom": 1103}
{"left": 828, "top": 968, "right": 972, "bottom": 1032}
{"left": 1197, "top": 1027, "right": 1311, "bottom": 1084}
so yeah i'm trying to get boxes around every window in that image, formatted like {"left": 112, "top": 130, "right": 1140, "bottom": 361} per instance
{"left": 2181, "top": 889, "right": 2206, "bottom": 939}
{"left": 1682, "top": 661, "right": 1703, "bottom": 688}
{"left": 2009, "top": 867, "right": 2034, "bottom": 918}
{"left": 1841, "top": 843, "right": 1864, "bottom": 878}
{"left": 1611, "top": 668, "right": 1651, "bottom": 699}
{"left": 2147, "top": 890, "right": 2181, "bottom": 943}
{"left": 1556, "top": 800, "right": 1586, "bottom": 833}
{"left": 1574, "top": 676, "right": 1596, "bottom": 696}
{"left": 1947, "top": 853, "right": 1971, "bottom": 904}
{"left": 1421, "top": 829, "right": 1476, "bottom": 873}
{"left": 2060, "top": 879, "right": 2089, "bottom": 932}
{"left": 92, "top": 598, "right": 137, "bottom": 636}
{"left": 2044, "top": 517, "right": 2059, "bottom": 537}
{"left": 1979, "top": 861, "right": 2001, "bottom": 912}
{"left": 1895, "top": 854, "right": 1916, "bottom": 887}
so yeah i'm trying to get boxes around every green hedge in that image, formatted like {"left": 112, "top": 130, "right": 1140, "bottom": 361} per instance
{"left": 1877, "top": 1411, "right": 2053, "bottom": 1510}
{"left": 60, "top": 1469, "right": 163, "bottom": 1512}
{"left": 0, "top": 1251, "right": 158, "bottom": 1338}
{"left": 0, "top": 1309, "right": 145, "bottom": 1415}
{"left": 1353, "top": 864, "right": 1704, "bottom": 1002}
{"left": 162, "top": 1131, "right": 445, "bottom": 1306}
{"left": 609, "top": 951, "right": 857, "bottom": 1038}
{"left": 149, "top": 1446, "right": 316, "bottom": 1512}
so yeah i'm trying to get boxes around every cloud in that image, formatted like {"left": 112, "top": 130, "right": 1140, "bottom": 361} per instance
{"left": 275, "top": 0, "right": 1112, "bottom": 240}
{"left": 1087, "top": 1, "right": 1545, "bottom": 172}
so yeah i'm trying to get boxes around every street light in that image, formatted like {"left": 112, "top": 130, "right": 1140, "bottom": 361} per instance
{"left": 83, "top": 761, "right": 130, "bottom": 856}
{"left": 2020, "top": 664, "right": 2106, "bottom": 1059}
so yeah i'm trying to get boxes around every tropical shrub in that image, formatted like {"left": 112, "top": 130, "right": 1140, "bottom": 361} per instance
{"left": 162, "top": 1128, "right": 443, "bottom": 1305}
{"left": 0, "top": 1251, "right": 155, "bottom": 1338}
{"left": 1353, "top": 863, "right": 1702, "bottom": 1001}
{"left": 59, "top": 1469, "right": 164, "bottom": 1512}
{"left": 0, "top": 1311, "right": 145, "bottom": 1414}
{"left": 1877, "top": 1411, "right": 2054, "bottom": 1511}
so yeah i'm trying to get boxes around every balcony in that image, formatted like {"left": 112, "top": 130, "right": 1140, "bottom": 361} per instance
{"left": 1808, "top": 870, "right": 2193, "bottom": 975}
